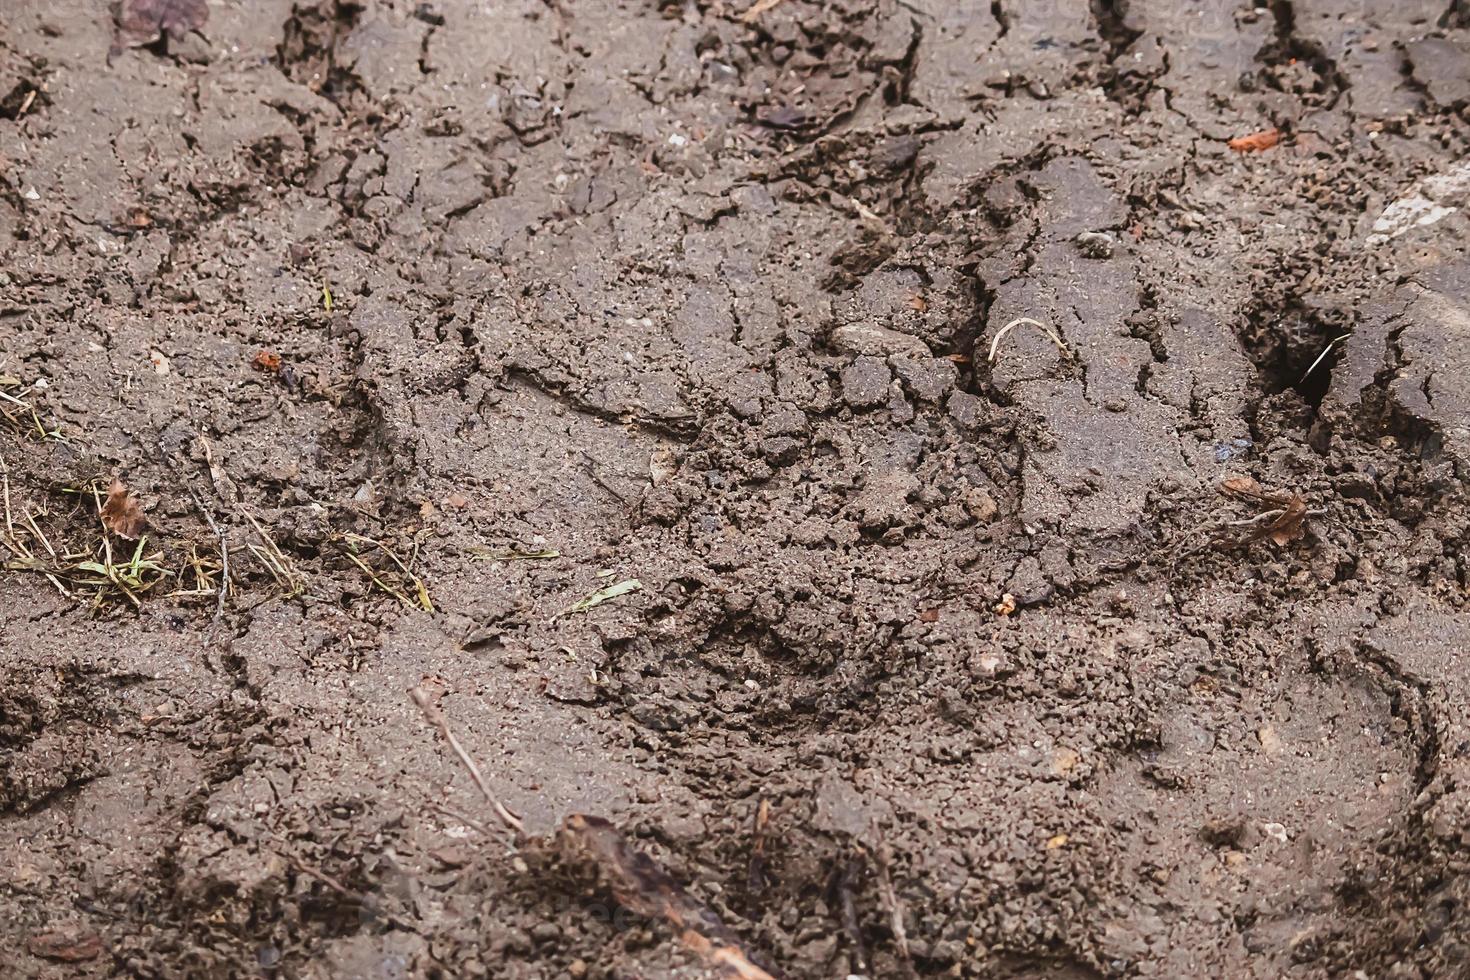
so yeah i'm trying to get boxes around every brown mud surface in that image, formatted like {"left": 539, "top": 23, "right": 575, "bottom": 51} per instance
{"left": 5, "top": 0, "right": 1470, "bottom": 977}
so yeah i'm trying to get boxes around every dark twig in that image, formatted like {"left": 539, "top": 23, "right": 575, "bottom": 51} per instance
{"left": 871, "top": 826, "right": 912, "bottom": 969}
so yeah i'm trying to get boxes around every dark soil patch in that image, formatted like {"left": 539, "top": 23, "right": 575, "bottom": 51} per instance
{"left": 5, "top": 1, "right": 1470, "bottom": 977}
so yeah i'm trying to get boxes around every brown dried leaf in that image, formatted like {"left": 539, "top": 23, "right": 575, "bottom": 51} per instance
{"left": 100, "top": 478, "right": 148, "bottom": 539}
{"left": 560, "top": 814, "right": 778, "bottom": 980}
{"left": 1266, "top": 498, "right": 1308, "bottom": 546}
{"left": 115, "top": 0, "right": 209, "bottom": 48}
{"left": 27, "top": 927, "right": 104, "bottom": 963}
{"left": 1219, "top": 475, "right": 1294, "bottom": 508}
{"left": 1228, "top": 127, "right": 1281, "bottom": 153}
{"left": 1219, "top": 475, "right": 1261, "bottom": 496}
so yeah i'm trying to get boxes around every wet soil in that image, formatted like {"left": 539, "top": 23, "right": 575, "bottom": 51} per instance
{"left": 4, "top": 0, "right": 1470, "bottom": 977}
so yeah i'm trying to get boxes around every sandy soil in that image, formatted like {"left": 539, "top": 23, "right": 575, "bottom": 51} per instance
{"left": 4, "top": 0, "right": 1470, "bottom": 977}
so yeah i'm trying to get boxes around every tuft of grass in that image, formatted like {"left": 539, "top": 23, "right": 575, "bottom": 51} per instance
{"left": 0, "top": 372, "right": 67, "bottom": 442}
{"left": 241, "top": 508, "right": 308, "bottom": 598}
{"left": 68, "top": 535, "right": 171, "bottom": 609}
{"left": 343, "top": 532, "right": 432, "bottom": 611}
{"left": 1, "top": 461, "right": 172, "bottom": 608}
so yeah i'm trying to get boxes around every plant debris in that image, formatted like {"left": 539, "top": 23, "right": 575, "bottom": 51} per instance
{"left": 344, "top": 533, "right": 433, "bottom": 611}
{"left": 252, "top": 349, "right": 283, "bottom": 373}
{"left": 26, "top": 926, "right": 104, "bottom": 963}
{"left": 114, "top": 0, "right": 208, "bottom": 50}
{"left": 988, "top": 316, "right": 1068, "bottom": 363}
{"left": 411, "top": 690, "right": 779, "bottom": 978}
{"left": 561, "top": 814, "right": 780, "bottom": 980}
{"left": 1214, "top": 476, "right": 1318, "bottom": 547}
{"left": 469, "top": 546, "right": 560, "bottom": 561}
{"left": 1228, "top": 127, "right": 1281, "bottom": 153}
{"left": 565, "top": 577, "right": 642, "bottom": 613}
{"left": 100, "top": 478, "right": 147, "bottom": 539}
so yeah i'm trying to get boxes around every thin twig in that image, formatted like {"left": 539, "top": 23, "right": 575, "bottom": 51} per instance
{"left": 409, "top": 686, "right": 525, "bottom": 837}
{"left": 740, "top": 0, "right": 786, "bottom": 23}
{"left": 285, "top": 854, "right": 419, "bottom": 932}
{"left": 428, "top": 800, "right": 492, "bottom": 837}
{"left": 988, "top": 316, "right": 1068, "bottom": 363}
{"left": 871, "top": 827, "right": 912, "bottom": 968}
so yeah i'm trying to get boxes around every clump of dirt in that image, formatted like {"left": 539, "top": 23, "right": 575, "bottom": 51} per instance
{"left": 5, "top": 0, "right": 1470, "bottom": 977}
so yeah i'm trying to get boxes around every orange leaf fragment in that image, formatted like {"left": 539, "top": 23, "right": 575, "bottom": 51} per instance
{"left": 1228, "top": 128, "right": 1280, "bottom": 153}
{"left": 252, "top": 349, "right": 282, "bottom": 373}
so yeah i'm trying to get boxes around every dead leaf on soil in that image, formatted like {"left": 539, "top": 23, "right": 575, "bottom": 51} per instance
{"left": 561, "top": 814, "right": 779, "bottom": 980}
{"left": 565, "top": 578, "right": 642, "bottom": 614}
{"left": 1215, "top": 476, "right": 1310, "bottom": 548}
{"left": 100, "top": 478, "right": 148, "bottom": 539}
{"left": 27, "top": 926, "right": 104, "bottom": 963}
{"left": 1227, "top": 127, "right": 1281, "bottom": 153}
{"left": 252, "top": 349, "right": 283, "bottom": 373}
{"left": 114, "top": 0, "right": 209, "bottom": 49}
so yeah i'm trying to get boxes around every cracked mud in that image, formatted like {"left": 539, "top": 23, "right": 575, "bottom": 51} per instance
{"left": 4, "top": 0, "right": 1470, "bottom": 977}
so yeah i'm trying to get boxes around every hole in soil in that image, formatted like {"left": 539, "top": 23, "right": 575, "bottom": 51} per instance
{"left": 1237, "top": 306, "right": 1345, "bottom": 406}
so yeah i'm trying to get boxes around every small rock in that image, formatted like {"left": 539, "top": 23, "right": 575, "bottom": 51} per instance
{"left": 964, "top": 487, "right": 998, "bottom": 523}
{"left": 1075, "top": 231, "right": 1116, "bottom": 258}
{"left": 27, "top": 926, "right": 103, "bottom": 963}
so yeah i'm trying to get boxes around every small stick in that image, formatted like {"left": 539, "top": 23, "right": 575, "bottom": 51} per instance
{"left": 158, "top": 434, "right": 232, "bottom": 620}
{"left": 748, "top": 797, "right": 772, "bottom": 893}
{"left": 285, "top": 854, "right": 418, "bottom": 933}
{"left": 988, "top": 317, "right": 1068, "bottom": 363}
{"left": 740, "top": 0, "right": 786, "bottom": 23}
{"left": 410, "top": 686, "right": 525, "bottom": 836}
{"left": 834, "top": 853, "right": 868, "bottom": 973}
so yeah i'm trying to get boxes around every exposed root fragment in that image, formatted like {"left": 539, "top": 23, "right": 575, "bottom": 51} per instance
{"left": 410, "top": 684, "right": 526, "bottom": 837}
{"left": 988, "top": 316, "right": 1069, "bottom": 363}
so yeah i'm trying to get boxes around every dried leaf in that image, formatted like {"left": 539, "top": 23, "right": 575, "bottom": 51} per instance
{"left": 115, "top": 0, "right": 209, "bottom": 48}
{"left": 565, "top": 578, "right": 641, "bottom": 613}
{"left": 100, "top": 478, "right": 148, "bottom": 539}
{"left": 560, "top": 814, "right": 778, "bottom": 980}
{"left": 252, "top": 349, "right": 282, "bottom": 373}
{"left": 1228, "top": 127, "right": 1281, "bottom": 153}
{"left": 1266, "top": 498, "right": 1308, "bottom": 546}
{"left": 27, "top": 927, "right": 103, "bottom": 963}
{"left": 1219, "top": 475, "right": 1262, "bottom": 496}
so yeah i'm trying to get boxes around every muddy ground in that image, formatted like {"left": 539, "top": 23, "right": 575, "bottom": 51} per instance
{"left": 3, "top": 0, "right": 1470, "bottom": 976}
